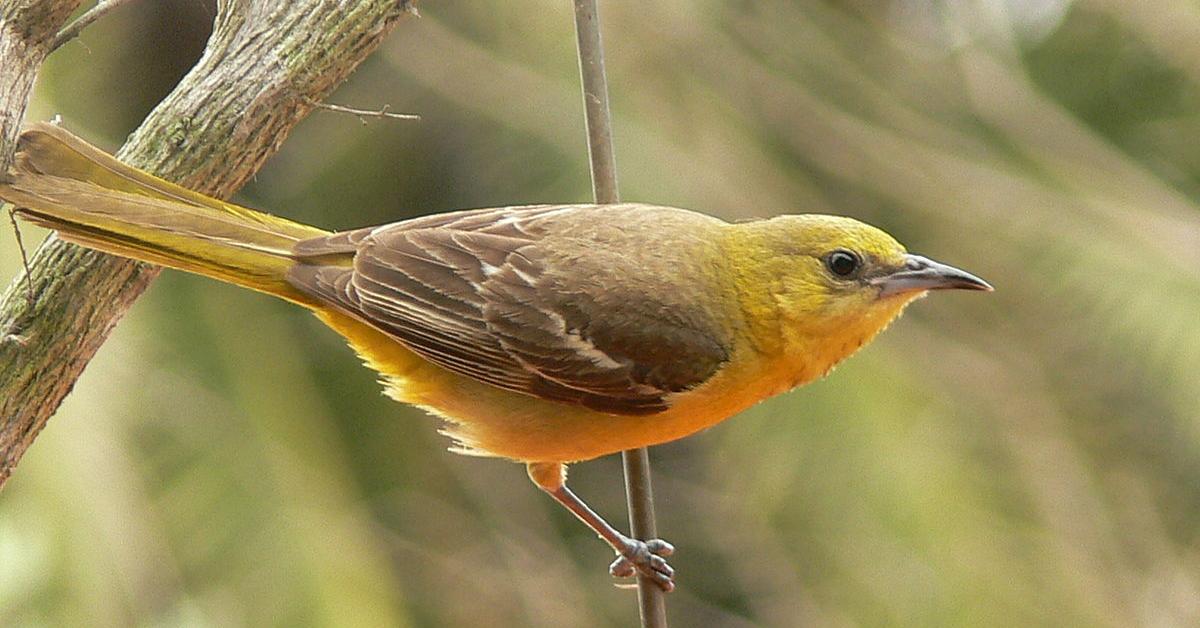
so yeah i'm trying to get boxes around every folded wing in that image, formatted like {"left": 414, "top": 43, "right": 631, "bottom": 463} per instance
{"left": 287, "top": 204, "right": 732, "bottom": 415}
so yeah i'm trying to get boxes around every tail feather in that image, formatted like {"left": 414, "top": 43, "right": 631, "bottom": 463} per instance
{"left": 0, "top": 123, "right": 330, "bottom": 303}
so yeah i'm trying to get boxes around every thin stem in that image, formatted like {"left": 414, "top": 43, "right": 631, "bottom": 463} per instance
{"left": 5, "top": 207, "right": 34, "bottom": 306}
{"left": 622, "top": 446, "right": 666, "bottom": 614}
{"left": 51, "top": 0, "right": 142, "bottom": 52}
{"left": 571, "top": 0, "right": 668, "bottom": 626}
{"left": 572, "top": 0, "right": 620, "bottom": 206}
{"left": 304, "top": 97, "right": 421, "bottom": 124}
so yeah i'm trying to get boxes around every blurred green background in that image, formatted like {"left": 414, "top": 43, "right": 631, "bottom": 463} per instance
{"left": 3, "top": 0, "right": 1199, "bottom": 626}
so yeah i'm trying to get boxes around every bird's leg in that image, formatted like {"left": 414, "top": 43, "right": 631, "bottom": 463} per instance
{"left": 527, "top": 462, "right": 675, "bottom": 592}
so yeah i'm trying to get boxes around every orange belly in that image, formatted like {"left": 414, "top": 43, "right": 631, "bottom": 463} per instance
{"left": 316, "top": 309, "right": 785, "bottom": 463}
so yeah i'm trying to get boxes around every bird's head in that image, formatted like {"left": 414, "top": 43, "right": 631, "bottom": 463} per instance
{"left": 728, "top": 214, "right": 991, "bottom": 381}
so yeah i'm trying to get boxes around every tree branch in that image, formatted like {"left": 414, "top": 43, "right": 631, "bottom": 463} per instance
{"left": 0, "top": 0, "right": 416, "bottom": 487}
{"left": 51, "top": 0, "right": 141, "bottom": 52}
{"left": 0, "top": 2, "right": 84, "bottom": 174}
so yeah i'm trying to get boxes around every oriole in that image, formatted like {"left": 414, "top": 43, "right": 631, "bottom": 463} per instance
{"left": 0, "top": 124, "right": 991, "bottom": 590}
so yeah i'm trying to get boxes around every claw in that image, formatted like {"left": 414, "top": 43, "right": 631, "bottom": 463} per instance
{"left": 609, "top": 556, "right": 637, "bottom": 578}
{"left": 609, "top": 538, "right": 676, "bottom": 592}
{"left": 645, "top": 539, "right": 675, "bottom": 557}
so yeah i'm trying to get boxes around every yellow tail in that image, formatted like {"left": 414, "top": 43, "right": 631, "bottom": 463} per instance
{"left": 0, "top": 123, "right": 330, "bottom": 303}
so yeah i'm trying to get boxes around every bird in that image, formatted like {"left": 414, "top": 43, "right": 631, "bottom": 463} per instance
{"left": 0, "top": 123, "right": 991, "bottom": 591}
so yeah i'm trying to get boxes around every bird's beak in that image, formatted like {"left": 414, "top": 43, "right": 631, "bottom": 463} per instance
{"left": 874, "top": 254, "right": 993, "bottom": 298}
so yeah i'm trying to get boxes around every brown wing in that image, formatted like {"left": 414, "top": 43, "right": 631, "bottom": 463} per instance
{"left": 287, "top": 204, "right": 734, "bottom": 415}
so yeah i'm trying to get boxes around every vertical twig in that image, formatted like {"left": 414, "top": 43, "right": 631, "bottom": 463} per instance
{"left": 571, "top": 2, "right": 667, "bottom": 627}
{"left": 572, "top": 0, "right": 619, "bottom": 206}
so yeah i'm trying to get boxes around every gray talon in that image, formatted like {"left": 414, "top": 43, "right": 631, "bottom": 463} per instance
{"left": 610, "top": 538, "right": 676, "bottom": 592}
{"left": 609, "top": 557, "right": 636, "bottom": 578}
{"left": 645, "top": 539, "right": 675, "bottom": 556}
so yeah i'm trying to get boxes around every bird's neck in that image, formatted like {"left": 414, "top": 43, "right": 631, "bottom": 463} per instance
{"left": 772, "top": 298, "right": 912, "bottom": 389}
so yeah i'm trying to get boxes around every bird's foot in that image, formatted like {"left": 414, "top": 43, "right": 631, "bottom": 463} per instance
{"left": 609, "top": 538, "right": 675, "bottom": 592}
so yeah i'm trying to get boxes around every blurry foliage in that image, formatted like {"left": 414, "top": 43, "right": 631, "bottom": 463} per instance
{"left": 3, "top": 0, "right": 1200, "bottom": 626}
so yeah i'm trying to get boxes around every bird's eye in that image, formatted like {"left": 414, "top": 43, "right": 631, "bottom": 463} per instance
{"left": 825, "top": 249, "right": 861, "bottom": 278}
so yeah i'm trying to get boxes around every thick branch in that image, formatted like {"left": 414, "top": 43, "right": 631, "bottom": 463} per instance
{"left": 0, "top": 0, "right": 416, "bottom": 486}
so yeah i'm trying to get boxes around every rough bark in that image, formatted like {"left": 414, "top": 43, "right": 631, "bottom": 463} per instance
{"left": 0, "top": 2, "right": 84, "bottom": 172}
{"left": 0, "top": 0, "right": 416, "bottom": 486}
